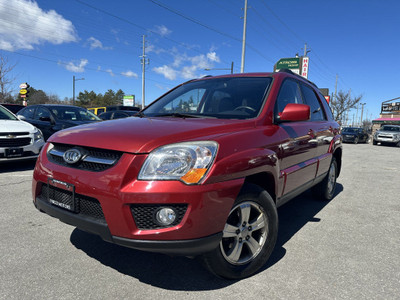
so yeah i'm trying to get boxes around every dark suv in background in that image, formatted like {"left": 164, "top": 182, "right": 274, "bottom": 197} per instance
{"left": 17, "top": 104, "right": 101, "bottom": 140}
{"left": 32, "top": 70, "right": 342, "bottom": 279}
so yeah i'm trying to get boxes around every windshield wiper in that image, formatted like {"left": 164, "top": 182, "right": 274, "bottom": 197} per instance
{"left": 155, "top": 113, "right": 203, "bottom": 119}
{"left": 134, "top": 111, "right": 146, "bottom": 118}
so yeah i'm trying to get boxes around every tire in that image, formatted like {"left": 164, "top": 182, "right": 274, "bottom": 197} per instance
{"left": 353, "top": 137, "right": 359, "bottom": 144}
{"left": 201, "top": 183, "right": 278, "bottom": 279}
{"left": 313, "top": 157, "right": 337, "bottom": 201}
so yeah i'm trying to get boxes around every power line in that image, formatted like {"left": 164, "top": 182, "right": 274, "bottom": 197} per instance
{"left": 147, "top": 0, "right": 275, "bottom": 63}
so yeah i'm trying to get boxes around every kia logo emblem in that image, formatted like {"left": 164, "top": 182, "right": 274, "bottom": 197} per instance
{"left": 63, "top": 148, "right": 82, "bottom": 164}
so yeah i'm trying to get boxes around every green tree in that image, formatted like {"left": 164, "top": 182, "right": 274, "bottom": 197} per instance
{"left": 28, "top": 87, "right": 49, "bottom": 105}
{"left": 77, "top": 90, "right": 98, "bottom": 107}
{"left": 115, "top": 89, "right": 125, "bottom": 105}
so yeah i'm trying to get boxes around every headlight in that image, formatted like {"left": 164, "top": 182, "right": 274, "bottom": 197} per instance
{"left": 138, "top": 141, "right": 218, "bottom": 184}
{"left": 33, "top": 128, "right": 43, "bottom": 142}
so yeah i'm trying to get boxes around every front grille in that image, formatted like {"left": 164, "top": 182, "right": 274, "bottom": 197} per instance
{"left": 0, "top": 137, "right": 31, "bottom": 147}
{"left": 0, "top": 132, "right": 29, "bottom": 136}
{"left": 377, "top": 134, "right": 393, "bottom": 139}
{"left": 41, "top": 184, "right": 105, "bottom": 222}
{"left": 47, "top": 143, "right": 123, "bottom": 172}
{"left": 130, "top": 204, "right": 188, "bottom": 230}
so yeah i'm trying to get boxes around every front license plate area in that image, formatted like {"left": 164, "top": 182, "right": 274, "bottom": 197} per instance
{"left": 5, "top": 148, "right": 23, "bottom": 157}
{"left": 47, "top": 178, "right": 75, "bottom": 212}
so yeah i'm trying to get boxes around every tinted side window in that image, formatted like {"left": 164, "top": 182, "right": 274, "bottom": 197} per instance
{"left": 301, "top": 84, "right": 325, "bottom": 121}
{"left": 113, "top": 112, "right": 127, "bottom": 119}
{"left": 275, "top": 79, "right": 303, "bottom": 115}
{"left": 19, "top": 107, "right": 35, "bottom": 119}
{"left": 317, "top": 91, "right": 334, "bottom": 120}
{"left": 100, "top": 112, "right": 112, "bottom": 120}
{"left": 35, "top": 107, "right": 51, "bottom": 120}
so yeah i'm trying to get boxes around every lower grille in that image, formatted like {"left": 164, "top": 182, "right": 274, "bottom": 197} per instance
{"left": 0, "top": 137, "right": 31, "bottom": 147}
{"left": 130, "top": 204, "right": 188, "bottom": 230}
{"left": 41, "top": 184, "right": 105, "bottom": 222}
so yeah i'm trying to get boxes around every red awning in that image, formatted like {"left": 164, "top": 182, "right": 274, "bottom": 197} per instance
{"left": 372, "top": 117, "right": 400, "bottom": 124}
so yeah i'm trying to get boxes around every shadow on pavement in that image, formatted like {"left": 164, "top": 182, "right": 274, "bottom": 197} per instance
{"left": 0, "top": 159, "right": 36, "bottom": 173}
{"left": 70, "top": 183, "right": 343, "bottom": 289}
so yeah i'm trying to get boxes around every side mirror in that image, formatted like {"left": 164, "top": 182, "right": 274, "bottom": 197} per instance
{"left": 17, "top": 115, "right": 26, "bottom": 121}
{"left": 279, "top": 103, "right": 310, "bottom": 122}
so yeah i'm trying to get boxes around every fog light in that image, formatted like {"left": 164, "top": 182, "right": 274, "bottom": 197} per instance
{"left": 155, "top": 208, "right": 176, "bottom": 226}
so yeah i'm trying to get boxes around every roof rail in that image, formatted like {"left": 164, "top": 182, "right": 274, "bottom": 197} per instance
{"left": 278, "top": 69, "right": 318, "bottom": 88}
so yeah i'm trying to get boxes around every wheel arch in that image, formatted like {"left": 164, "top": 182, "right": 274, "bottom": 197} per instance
{"left": 244, "top": 172, "right": 277, "bottom": 204}
{"left": 333, "top": 147, "right": 342, "bottom": 177}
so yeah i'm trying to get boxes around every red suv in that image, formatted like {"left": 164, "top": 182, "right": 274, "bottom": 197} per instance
{"left": 33, "top": 70, "right": 342, "bottom": 279}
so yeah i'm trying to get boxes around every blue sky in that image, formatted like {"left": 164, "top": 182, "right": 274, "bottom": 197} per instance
{"left": 1, "top": 0, "right": 399, "bottom": 121}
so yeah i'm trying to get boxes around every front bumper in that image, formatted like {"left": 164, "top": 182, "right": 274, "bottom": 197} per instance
{"left": 342, "top": 135, "right": 357, "bottom": 143}
{"left": 32, "top": 147, "right": 244, "bottom": 255}
{"left": 34, "top": 196, "right": 222, "bottom": 255}
{"left": 0, "top": 138, "right": 44, "bottom": 162}
{"left": 374, "top": 135, "right": 400, "bottom": 144}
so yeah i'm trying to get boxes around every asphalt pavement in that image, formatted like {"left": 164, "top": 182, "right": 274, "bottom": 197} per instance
{"left": 0, "top": 143, "right": 399, "bottom": 300}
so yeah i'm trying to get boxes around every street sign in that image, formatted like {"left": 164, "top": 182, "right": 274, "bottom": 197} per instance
{"left": 19, "top": 83, "right": 29, "bottom": 89}
{"left": 123, "top": 95, "right": 135, "bottom": 106}
{"left": 301, "top": 57, "right": 309, "bottom": 78}
{"left": 19, "top": 89, "right": 28, "bottom": 95}
{"left": 20, "top": 94, "right": 27, "bottom": 98}
{"left": 275, "top": 58, "right": 300, "bottom": 74}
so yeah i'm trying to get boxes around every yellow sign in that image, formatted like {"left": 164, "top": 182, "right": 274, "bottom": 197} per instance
{"left": 19, "top": 89, "right": 28, "bottom": 95}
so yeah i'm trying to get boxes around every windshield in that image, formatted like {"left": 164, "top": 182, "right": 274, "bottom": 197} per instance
{"left": 342, "top": 128, "right": 360, "bottom": 133}
{"left": 0, "top": 105, "right": 18, "bottom": 120}
{"left": 49, "top": 106, "right": 101, "bottom": 121}
{"left": 143, "top": 77, "right": 272, "bottom": 119}
{"left": 381, "top": 125, "right": 400, "bottom": 132}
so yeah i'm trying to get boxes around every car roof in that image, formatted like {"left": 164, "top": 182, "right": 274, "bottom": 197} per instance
{"left": 26, "top": 104, "right": 84, "bottom": 108}
{"left": 193, "top": 70, "right": 319, "bottom": 89}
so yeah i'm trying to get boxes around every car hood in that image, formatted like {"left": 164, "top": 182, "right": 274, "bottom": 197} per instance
{"left": 376, "top": 130, "right": 398, "bottom": 135}
{"left": 0, "top": 119, "right": 37, "bottom": 133}
{"left": 49, "top": 117, "right": 255, "bottom": 153}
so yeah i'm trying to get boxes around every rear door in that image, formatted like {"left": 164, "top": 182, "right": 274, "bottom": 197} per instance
{"left": 300, "top": 83, "right": 334, "bottom": 178}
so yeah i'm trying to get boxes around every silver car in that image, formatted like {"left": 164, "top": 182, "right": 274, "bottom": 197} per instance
{"left": 0, "top": 105, "right": 45, "bottom": 162}
{"left": 373, "top": 125, "right": 400, "bottom": 146}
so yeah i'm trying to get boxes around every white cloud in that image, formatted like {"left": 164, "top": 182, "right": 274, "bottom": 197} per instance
{"left": 87, "top": 37, "right": 112, "bottom": 50}
{"left": 152, "top": 49, "right": 222, "bottom": 80}
{"left": 153, "top": 25, "right": 172, "bottom": 37}
{"left": 207, "top": 51, "right": 220, "bottom": 63}
{"left": 181, "top": 65, "right": 198, "bottom": 79}
{"left": 0, "top": 0, "right": 78, "bottom": 51}
{"left": 106, "top": 69, "right": 115, "bottom": 77}
{"left": 153, "top": 65, "right": 178, "bottom": 80}
{"left": 121, "top": 70, "right": 138, "bottom": 78}
{"left": 64, "top": 59, "right": 88, "bottom": 73}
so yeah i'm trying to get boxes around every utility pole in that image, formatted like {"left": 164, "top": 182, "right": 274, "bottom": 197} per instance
{"left": 140, "top": 35, "right": 149, "bottom": 109}
{"left": 360, "top": 103, "right": 366, "bottom": 126}
{"left": 333, "top": 75, "right": 338, "bottom": 119}
{"left": 355, "top": 103, "right": 359, "bottom": 126}
{"left": 72, "top": 75, "right": 84, "bottom": 106}
{"left": 240, "top": 0, "right": 248, "bottom": 73}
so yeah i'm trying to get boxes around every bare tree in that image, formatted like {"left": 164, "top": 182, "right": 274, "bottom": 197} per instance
{"left": 0, "top": 53, "right": 17, "bottom": 102}
{"left": 331, "top": 90, "right": 363, "bottom": 123}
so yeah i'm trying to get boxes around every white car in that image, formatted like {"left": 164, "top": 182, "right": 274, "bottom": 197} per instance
{"left": 0, "top": 104, "right": 45, "bottom": 162}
